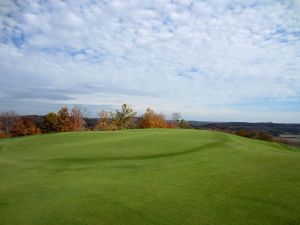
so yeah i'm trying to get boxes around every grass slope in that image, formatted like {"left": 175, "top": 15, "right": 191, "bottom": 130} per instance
{"left": 0, "top": 129, "right": 300, "bottom": 225}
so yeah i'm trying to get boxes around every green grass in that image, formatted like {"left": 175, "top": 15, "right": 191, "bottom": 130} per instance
{"left": 0, "top": 129, "right": 300, "bottom": 225}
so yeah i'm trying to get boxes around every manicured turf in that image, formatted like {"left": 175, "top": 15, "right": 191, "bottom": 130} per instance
{"left": 0, "top": 129, "right": 300, "bottom": 225}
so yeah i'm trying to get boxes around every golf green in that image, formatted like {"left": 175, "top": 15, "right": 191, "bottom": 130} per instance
{"left": 0, "top": 129, "right": 300, "bottom": 225}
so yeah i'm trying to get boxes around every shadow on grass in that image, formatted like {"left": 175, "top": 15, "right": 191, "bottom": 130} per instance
{"left": 44, "top": 140, "right": 224, "bottom": 165}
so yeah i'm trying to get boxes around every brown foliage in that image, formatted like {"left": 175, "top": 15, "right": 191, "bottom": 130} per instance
{"left": 0, "top": 133, "right": 9, "bottom": 138}
{"left": 57, "top": 107, "right": 72, "bottom": 132}
{"left": 139, "top": 108, "right": 168, "bottom": 128}
{"left": 11, "top": 118, "right": 40, "bottom": 136}
{"left": 70, "top": 106, "right": 86, "bottom": 131}
{"left": 96, "top": 110, "right": 117, "bottom": 131}
{"left": 236, "top": 129, "right": 273, "bottom": 141}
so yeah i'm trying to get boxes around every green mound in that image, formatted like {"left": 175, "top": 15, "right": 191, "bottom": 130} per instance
{"left": 0, "top": 129, "right": 300, "bottom": 225}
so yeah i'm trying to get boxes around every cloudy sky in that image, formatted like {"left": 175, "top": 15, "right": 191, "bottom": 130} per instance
{"left": 0, "top": 0, "right": 300, "bottom": 122}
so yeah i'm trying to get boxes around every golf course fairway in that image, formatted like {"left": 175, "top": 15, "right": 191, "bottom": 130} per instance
{"left": 0, "top": 129, "right": 300, "bottom": 225}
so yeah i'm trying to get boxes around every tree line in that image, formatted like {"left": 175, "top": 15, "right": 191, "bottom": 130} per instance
{"left": 0, "top": 104, "right": 190, "bottom": 138}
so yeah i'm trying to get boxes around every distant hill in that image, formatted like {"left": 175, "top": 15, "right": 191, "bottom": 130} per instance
{"left": 189, "top": 121, "right": 300, "bottom": 136}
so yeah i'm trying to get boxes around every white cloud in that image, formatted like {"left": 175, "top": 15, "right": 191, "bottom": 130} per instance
{"left": 0, "top": 0, "right": 299, "bottom": 122}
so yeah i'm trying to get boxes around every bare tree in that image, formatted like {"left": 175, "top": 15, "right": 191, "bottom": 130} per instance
{"left": 0, "top": 111, "right": 20, "bottom": 135}
{"left": 171, "top": 112, "right": 181, "bottom": 128}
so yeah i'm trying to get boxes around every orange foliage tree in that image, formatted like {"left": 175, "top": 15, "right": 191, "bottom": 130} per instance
{"left": 139, "top": 108, "right": 168, "bottom": 128}
{"left": 11, "top": 118, "right": 40, "bottom": 136}
{"left": 70, "top": 106, "right": 86, "bottom": 131}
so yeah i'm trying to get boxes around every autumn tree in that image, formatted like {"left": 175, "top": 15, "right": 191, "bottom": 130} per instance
{"left": 236, "top": 130, "right": 251, "bottom": 138}
{"left": 139, "top": 108, "right": 168, "bottom": 128}
{"left": 0, "top": 111, "right": 20, "bottom": 136}
{"left": 70, "top": 106, "right": 86, "bottom": 131}
{"left": 139, "top": 108, "right": 154, "bottom": 128}
{"left": 23, "top": 118, "right": 40, "bottom": 134}
{"left": 96, "top": 110, "right": 116, "bottom": 131}
{"left": 236, "top": 130, "right": 273, "bottom": 142}
{"left": 11, "top": 118, "right": 40, "bottom": 136}
{"left": 112, "top": 104, "right": 136, "bottom": 130}
{"left": 57, "top": 106, "right": 71, "bottom": 132}
{"left": 10, "top": 118, "right": 26, "bottom": 136}
{"left": 41, "top": 112, "right": 59, "bottom": 133}
{"left": 256, "top": 131, "right": 273, "bottom": 141}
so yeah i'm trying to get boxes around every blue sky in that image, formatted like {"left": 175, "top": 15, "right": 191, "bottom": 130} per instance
{"left": 0, "top": 0, "right": 300, "bottom": 122}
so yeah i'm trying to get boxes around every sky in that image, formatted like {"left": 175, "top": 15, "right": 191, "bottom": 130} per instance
{"left": 0, "top": 0, "right": 300, "bottom": 122}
